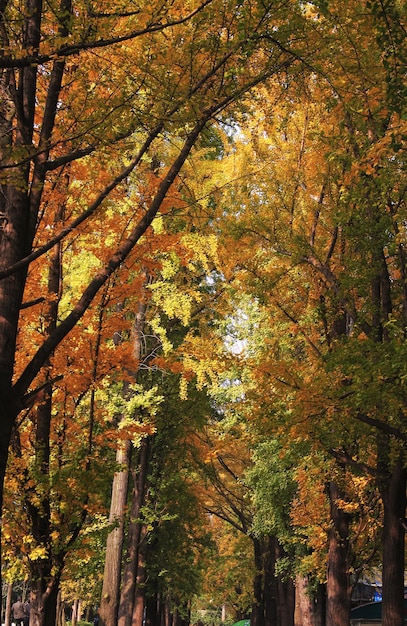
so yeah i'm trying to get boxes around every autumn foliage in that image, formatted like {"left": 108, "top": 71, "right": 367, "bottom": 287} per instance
{"left": 0, "top": 1, "right": 406, "bottom": 626}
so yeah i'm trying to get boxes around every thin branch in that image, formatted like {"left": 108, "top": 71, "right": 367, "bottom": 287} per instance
{"left": 21, "top": 375, "right": 63, "bottom": 408}
{"left": 274, "top": 300, "right": 323, "bottom": 358}
{"left": 325, "top": 224, "right": 338, "bottom": 262}
{"left": 20, "top": 296, "right": 45, "bottom": 309}
{"left": 0, "top": 121, "right": 164, "bottom": 280}
{"left": 12, "top": 114, "right": 211, "bottom": 399}
{"left": 309, "top": 183, "right": 326, "bottom": 248}
{"left": 328, "top": 447, "right": 377, "bottom": 477}
{"left": 0, "top": 0, "right": 214, "bottom": 69}
{"left": 203, "top": 505, "right": 247, "bottom": 534}
{"left": 217, "top": 455, "right": 240, "bottom": 483}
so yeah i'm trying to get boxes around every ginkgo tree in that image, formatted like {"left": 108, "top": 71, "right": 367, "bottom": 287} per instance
{"left": 2, "top": 3, "right": 405, "bottom": 626}
{"left": 0, "top": 0, "right": 312, "bottom": 621}
{"left": 204, "top": 2, "right": 407, "bottom": 626}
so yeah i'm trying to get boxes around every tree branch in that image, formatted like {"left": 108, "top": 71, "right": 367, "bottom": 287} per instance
{"left": 20, "top": 297, "right": 45, "bottom": 309}
{"left": 328, "top": 447, "right": 378, "bottom": 477}
{"left": 0, "top": 0, "right": 214, "bottom": 69}
{"left": 12, "top": 115, "right": 211, "bottom": 399}
{"left": 0, "top": 121, "right": 164, "bottom": 281}
{"left": 354, "top": 411, "right": 407, "bottom": 442}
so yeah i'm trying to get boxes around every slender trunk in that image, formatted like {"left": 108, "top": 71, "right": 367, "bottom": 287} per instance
{"left": 5, "top": 582, "right": 13, "bottom": 626}
{"left": 251, "top": 537, "right": 265, "bottom": 626}
{"left": 101, "top": 287, "right": 151, "bottom": 626}
{"left": 326, "top": 481, "right": 351, "bottom": 626}
{"left": 71, "top": 599, "right": 79, "bottom": 626}
{"left": 99, "top": 441, "right": 132, "bottom": 626}
{"left": 118, "top": 437, "right": 151, "bottom": 626}
{"left": 164, "top": 598, "right": 172, "bottom": 626}
{"left": 380, "top": 453, "right": 406, "bottom": 626}
{"left": 56, "top": 591, "right": 65, "bottom": 626}
{"left": 144, "top": 593, "right": 157, "bottom": 626}
{"left": 131, "top": 523, "right": 148, "bottom": 626}
{"left": 28, "top": 200, "right": 64, "bottom": 626}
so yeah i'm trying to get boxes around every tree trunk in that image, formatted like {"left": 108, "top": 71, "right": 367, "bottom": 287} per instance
{"left": 27, "top": 205, "right": 64, "bottom": 626}
{"left": 251, "top": 537, "right": 265, "bottom": 626}
{"left": 253, "top": 535, "right": 294, "bottom": 626}
{"left": 263, "top": 536, "right": 277, "bottom": 626}
{"left": 99, "top": 440, "right": 132, "bottom": 626}
{"left": 276, "top": 574, "right": 295, "bottom": 626}
{"left": 71, "top": 599, "right": 80, "bottom": 626}
{"left": 164, "top": 598, "right": 172, "bottom": 626}
{"left": 118, "top": 437, "right": 151, "bottom": 626}
{"left": 144, "top": 593, "right": 158, "bottom": 626}
{"left": 56, "top": 591, "right": 65, "bottom": 626}
{"left": 0, "top": 188, "right": 32, "bottom": 579}
{"left": 43, "top": 579, "right": 61, "bottom": 626}
{"left": 380, "top": 453, "right": 406, "bottom": 626}
{"left": 131, "top": 523, "right": 148, "bottom": 626}
{"left": 294, "top": 575, "right": 315, "bottom": 626}
{"left": 5, "top": 582, "right": 13, "bottom": 626}
{"left": 326, "top": 481, "right": 351, "bottom": 626}
{"left": 30, "top": 567, "right": 62, "bottom": 626}
{"left": 314, "top": 585, "right": 326, "bottom": 626}
{"left": 0, "top": 0, "right": 51, "bottom": 578}
{"left": 265, "top": 537, "right": 294, "bottom": 626}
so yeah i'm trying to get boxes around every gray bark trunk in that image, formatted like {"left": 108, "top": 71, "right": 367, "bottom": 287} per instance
{"left": 295, "top": 575, "right": 316, "bottom": 626}
{"left": 99, "top": 441, "right": 132, "bottom": 626}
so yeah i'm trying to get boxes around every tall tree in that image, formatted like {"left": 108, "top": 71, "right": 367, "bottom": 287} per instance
{"left": 201, "top": 2, "right": 407, "bottom": 624}
{"left": 0, "top": 0, "right": 303, "bottom": 608}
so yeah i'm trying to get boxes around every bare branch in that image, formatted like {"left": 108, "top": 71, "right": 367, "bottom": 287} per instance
{"left": 20, "top": 297, "right": 45, "bottom": 309}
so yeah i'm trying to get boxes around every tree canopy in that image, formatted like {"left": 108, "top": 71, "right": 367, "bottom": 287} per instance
{"left": 1, "top": 1, "right": 406, "bottom": 626}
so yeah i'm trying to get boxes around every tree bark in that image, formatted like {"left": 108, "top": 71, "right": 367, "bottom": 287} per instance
{"left": 118, "top": 437, "right": 151, "bottom": 626}
{"left": 326, "top": 481, "right": 351, "bottom": 626}
{"left": 29, "top": 571, "right": 62, "bottom": 626}
{"left": 276, "top": 571, "right": 294, "bottom": 626}
{"left": 380, "top": 452, "right": 406, "bottom": 626}
{"left": 99, "top": 440, "right": 132, "bottom": 626}
{"left": 294, "top": 575, "right": 315, "bottom": 626}
{"left": 251, "top": 537, "right": 265, "bottom": 626}
{"left": 314, "top": 585, "right": 326, "bottom": 626}
{"left": 131, "top": 523, "right": 148, "bottom": 626}
{"left": 263, "top": 536, "right": 277, "bottom": 626}
{"left": 56, "top": 590, "right": 65, "bottom": 626}
{"left": 71, "top": 599, "right": 80, "bottom": 626}
{"left": 5, "top": 582, "right": 13, "bottom": 626}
